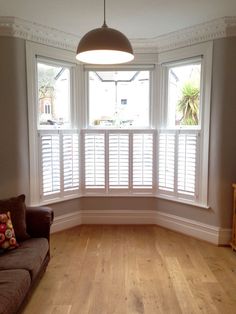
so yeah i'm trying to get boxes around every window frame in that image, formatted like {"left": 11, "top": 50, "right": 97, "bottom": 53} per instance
{"left": 26, "top": 42, "right": 212, "bottom": 208}
{"left": 84, "top": 65, "right": 155, "bottom": 130}
{"left": 157, "top": 42, "right": 213, "bottom": 206}
{"left": 26, "top": 42, "right": 81, "bottom": 205}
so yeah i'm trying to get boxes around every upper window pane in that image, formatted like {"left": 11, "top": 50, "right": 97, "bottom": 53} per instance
{"left": 88, "top": 70, "right": 150, "bottom": 128}
{"left": 37, "top": 61, "right": 71, "bottom": 129}
{"left": 167, "top": 62, "right": 201, "bottom": 127}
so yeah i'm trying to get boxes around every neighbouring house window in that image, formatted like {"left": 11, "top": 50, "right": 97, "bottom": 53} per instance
{"left": 87, "top": 70, "right": 150, "bottom": 128}
{"left": 44, "top": 103, "right": 51, "bottom": 114}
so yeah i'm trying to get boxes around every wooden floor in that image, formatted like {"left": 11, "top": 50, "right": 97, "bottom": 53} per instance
{"left": 22, "top": 225, "right": 236, "bottom": 314}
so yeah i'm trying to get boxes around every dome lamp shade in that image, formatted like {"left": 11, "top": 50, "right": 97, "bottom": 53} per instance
{"left": 76, "top": 0, "right": 134, "bottom": 64}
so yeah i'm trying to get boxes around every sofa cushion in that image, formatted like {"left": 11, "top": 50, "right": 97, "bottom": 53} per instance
{"left": 0, "top": 211, "right": 19, "bottom": 253}
{"left": 0, "top": 212, "right": 18, "bottom": 254}
{"left": 0, "top": 195, "right": 30, "bottom": 241}
{"left": 0, "top": 269, "right": 31, "bottom": 314}
{"left": 0, "top": 238, "right": 49, "bottom": 280}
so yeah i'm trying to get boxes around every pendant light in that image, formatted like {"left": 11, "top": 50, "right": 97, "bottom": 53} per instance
{"left": 76, "top": 0, "right": 134, "bottom": 64}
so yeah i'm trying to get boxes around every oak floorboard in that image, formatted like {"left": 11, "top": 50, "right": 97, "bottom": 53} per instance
{"left": 22, "top": 225, "right": 236, "bottom": 314}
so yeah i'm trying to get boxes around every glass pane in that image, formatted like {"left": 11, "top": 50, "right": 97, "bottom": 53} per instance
{"left": 167, "top": 63, "right": 201, "bottom": 127}
{"left": 37, "top": 61, "right": 71, "bottom": 128}
{"left": 88, "top": 70, "right": 150, "bottom": 128}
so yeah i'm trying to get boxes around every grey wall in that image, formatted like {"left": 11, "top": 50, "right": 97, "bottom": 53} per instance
{"left": 208, "top": 38, "right": 236, "bottom": 227}
{"left": 0, "top": 37, "right": 30, "bottom": 199}
{"left": 0, "top": 36, "right": 235, "bottom": 229}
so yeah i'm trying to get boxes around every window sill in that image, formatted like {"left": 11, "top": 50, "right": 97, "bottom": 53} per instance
{"left": 156, "top": 193, "right": 209, "bottom": 209}
{"left": 34, "top": 191, "right": 209, "bottom": 210}
{"left": 33, "top": 193, "right": 82, "bottom": 207}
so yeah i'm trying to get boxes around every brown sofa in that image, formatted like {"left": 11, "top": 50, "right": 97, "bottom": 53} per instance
{"left": 0, "top": 206, "right": 54, "bottom": 314}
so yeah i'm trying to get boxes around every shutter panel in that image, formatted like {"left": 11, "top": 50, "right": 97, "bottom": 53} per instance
{"left": 177, "top": 133, "right": 198, "bottom": 196}
{"left": 40, "top": 134, "right": 60, "bottom": 196}
{"left": 109, "top": 133, "right": 129, "bottom": 189}
{"left": 63, "top": 133, "right": 79, "bottom": 192}
{"left": 158, "top": 132, "right": 175, "bottom": 192}
{"left": 84, "top": 133, "right": 105, "bottom": 189}
{"left": 133, "top": 133, "right": 153, "bottom": 189}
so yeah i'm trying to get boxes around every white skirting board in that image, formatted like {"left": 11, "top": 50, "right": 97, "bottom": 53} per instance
{"left": 51, "top": 211, "right": 82, "bottom": 233}
{"left": 51, "top": 209, "right": 232, "bottom": 245}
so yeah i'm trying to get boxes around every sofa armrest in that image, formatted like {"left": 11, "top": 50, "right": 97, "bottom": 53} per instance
{"left": 25, "top": 206, "right": 54, "bottom": 241}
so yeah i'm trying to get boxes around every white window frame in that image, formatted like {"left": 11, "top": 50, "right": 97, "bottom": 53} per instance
{"left": 26, "top": 42, "right": 212, "bottom": 208}
{"left": 83, "top": 65, "right": 155, "bottom": 129}
{"left": 157, "top": 42, "right": 213, "bottom": 207}
{"left": 26, "top": 42, "right": 81, "bottom": 205}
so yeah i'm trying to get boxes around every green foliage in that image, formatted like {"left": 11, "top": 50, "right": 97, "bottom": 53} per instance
{"left": 177, "top": 83, "right": 200, "bottom": 125}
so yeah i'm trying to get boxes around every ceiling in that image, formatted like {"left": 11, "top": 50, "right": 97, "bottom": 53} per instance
{"left": 0, "top": 0, "right": 236, "bottom": 40}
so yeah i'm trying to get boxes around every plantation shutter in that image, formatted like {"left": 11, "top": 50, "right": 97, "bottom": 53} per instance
{"left": 158, "top": 130, "right": 199, "bottom": 199}
{"left": 158, "top": 132, "right": 175, "bottom": 192}
{"left": 133, "top": 133, "right": 153, "bottom": 189}
{"left": 84, "top": 133, "right": 105, "bottom": 189}
{"left": 177, "top": 133, "right": 198, "bottom": 197}
{"left": 63, "top": 133, "right": 79, "bottom": 192}
{"left": 109, "top": 133, "right": 129, "bottom": 189}
{"left": 40, "top": 134, "right": 60, "bottom": 196}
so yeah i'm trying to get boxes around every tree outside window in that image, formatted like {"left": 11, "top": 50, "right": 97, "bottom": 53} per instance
{"left": 167, "top": 63, "right": 201, "bottom": 127}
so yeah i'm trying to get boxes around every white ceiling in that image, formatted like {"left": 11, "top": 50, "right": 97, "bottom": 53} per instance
{"left": 0, "top": 0, "right": 236, "bottom": 39}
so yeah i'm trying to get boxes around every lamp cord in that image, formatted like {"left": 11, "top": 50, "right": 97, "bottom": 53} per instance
{"left": 103, "top": 0, "right": 108, "bottom": 27}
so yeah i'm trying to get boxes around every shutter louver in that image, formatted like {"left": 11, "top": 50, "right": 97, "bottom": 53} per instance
{"left": 109, "top": 133, "right": 129, "bottom": 189}
{"left": 133, "top": 133, "right": 153, "bottom": 189}
{"left": 40, "top": 134, "right": 60, "bottom": 196}
{"left": 84, "top": 133, "right": 105, "bottom": 189}
{"left": 63, "top": 134, "right": 79, "bottom": 192}
{"left": 158, "top": 133, "right": 175, "bottom": 192}
{"left": 177, "top": 133, "right": 198, "bottom": 196}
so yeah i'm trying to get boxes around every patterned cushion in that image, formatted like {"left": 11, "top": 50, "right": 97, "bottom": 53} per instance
{"left": 0, "top": 212, "right": 18, "bottom": 253}
{"left": 0, "top": 195, "right": 30, "bottom": 241}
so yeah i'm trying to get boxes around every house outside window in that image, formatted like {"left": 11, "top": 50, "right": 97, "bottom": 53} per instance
{"left": 37, "top": 61, "right": 71, "bottom": 128}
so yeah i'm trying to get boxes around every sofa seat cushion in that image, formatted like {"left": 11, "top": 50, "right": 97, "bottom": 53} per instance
{"left": 0, "top": 238, "right": 49, "bottom": 280}
{"left": 0, "top": 269, "right": 31, "bottom": 314}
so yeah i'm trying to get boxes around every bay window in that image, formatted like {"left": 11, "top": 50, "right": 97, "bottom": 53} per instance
{"left": 26, "top": 42, "right": 212, "bottom": 207}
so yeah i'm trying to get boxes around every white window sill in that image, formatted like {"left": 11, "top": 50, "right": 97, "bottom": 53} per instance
{"left": 155, "top": 193, "right": 209, "bottom": 209}
{"left": 34, "top": 191, "right": 209, "bottom": 210}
